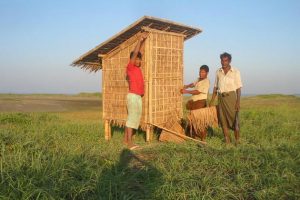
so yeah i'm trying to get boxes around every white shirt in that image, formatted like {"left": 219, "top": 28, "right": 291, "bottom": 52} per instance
{"left": 214, "top": 67, "right": 242, "bottom": 93}
{"left": 191, "top": 78, "right": 210, "bottom": 101}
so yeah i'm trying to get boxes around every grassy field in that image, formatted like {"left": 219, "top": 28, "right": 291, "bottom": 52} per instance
{"left": 0, "top": 94, "right": 299, "bottom": 199}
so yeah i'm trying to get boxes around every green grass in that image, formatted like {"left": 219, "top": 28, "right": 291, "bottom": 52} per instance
{"left": 0, "top": 95, "right": 299, "bottom": 199}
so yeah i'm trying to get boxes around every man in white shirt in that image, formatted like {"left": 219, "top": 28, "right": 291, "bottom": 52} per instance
{"left": 209, "top": 52, "right": 242, "bottom": 144}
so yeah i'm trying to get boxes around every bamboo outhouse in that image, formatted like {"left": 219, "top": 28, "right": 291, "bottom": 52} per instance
{"left": 72, "top": 16, "right": 201, "bottom": 141}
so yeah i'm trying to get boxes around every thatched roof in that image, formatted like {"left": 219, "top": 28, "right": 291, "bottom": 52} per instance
{"left": 71, "top": 16, "right": 202, "bottom": 72}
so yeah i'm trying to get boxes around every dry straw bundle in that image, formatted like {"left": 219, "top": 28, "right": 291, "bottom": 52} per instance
{"left": 158, "top": 111, "right": 185, "bottom": 143}
{"left": 187, "top": 106, "right": 218, "bottom": 135}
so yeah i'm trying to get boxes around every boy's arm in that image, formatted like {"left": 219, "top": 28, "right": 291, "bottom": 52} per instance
{"left": 180, "top": 82, "right": 195, "bottom": 94}
{"left": 181, "top": 89, "right": 200, "bottom": 95}
{"left": 183, "top": 83, "right": 195, "bottom": 89}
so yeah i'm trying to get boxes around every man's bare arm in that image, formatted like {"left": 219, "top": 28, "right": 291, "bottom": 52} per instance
{"left": 209, "top": 87, "right": 218, "bottom": 106}
{"left": 130, "top": 32, "right": 148, "bottom": 63}
{"left": 235, "top": 88, "right": 241, "bottom": 111}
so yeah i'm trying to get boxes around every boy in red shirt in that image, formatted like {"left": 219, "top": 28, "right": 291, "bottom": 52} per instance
{"left": 124, "top": 32, "right": 148, "bottom": 149}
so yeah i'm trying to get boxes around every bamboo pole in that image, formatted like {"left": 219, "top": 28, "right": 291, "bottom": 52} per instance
{"left": 149, "top": 32, "right": 153, "bottom": 125}
{"left": 150, "top": 123, "right": 207, "bottom": 145}
{"left": 146, "top": 124, "right": 152, "bottom": 142}
{"left": 180, "top": 35, "right": 184, "bottom": 118}
{"left": 102, "top": 58, "right": 107, "bottom": 141}
{"left": 142, "top": 26, "right": 185, "bottom": 38}
{"left": 104, "top": 119, "right": 110, "bottom": 140}
{"left": 108, "top": 120, "right": 112, "bottom": 140}
{"left": 145, "top": 32, "right": 150, "bottom": 125}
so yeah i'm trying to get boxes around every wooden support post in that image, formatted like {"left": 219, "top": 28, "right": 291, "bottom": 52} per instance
{"left": 146, "top": 124, "right": 153, "bottom": 142}
{"left": 108, "top": 121, "right": 112, "bottom": 140}
{"left": 104, "top": 119, "right": 111, "bottom": 141}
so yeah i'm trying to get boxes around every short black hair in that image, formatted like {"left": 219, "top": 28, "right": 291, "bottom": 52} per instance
{"left": 200, "top": 65, "right": 209, "bottom": 72}
{"left": 130, "top": 51, "right": 142, "bottom": 59}
{"left": 220, "top": 52, "right": 232, "bottom": 61}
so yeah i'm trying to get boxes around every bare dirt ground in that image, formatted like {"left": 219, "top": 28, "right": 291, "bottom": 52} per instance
{"left": 0, "top": 94, "right": 101, "bottom": 112}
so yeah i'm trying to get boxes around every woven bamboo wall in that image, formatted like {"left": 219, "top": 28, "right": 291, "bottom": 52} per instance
{"left": 102, "top": 29, "right": 184, "bottom": 130}
{"left": 146, "top": 29, "right": 184, "bottom": 126}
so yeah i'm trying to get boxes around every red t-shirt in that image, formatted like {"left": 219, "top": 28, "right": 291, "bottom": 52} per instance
{"left": 126, "top": 62, "right": 144, "bottom": 95}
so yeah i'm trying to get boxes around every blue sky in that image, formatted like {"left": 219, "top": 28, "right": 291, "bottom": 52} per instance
{"left": 0, "top": 0, "right": 299, "bottom": 94}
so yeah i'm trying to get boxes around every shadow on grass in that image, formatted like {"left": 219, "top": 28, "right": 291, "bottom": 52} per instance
{"left": 111, "top": 125, "right": 161, "bottom": 142}
{"left": 96, "top": 149, "right": 163, "bottom": 199}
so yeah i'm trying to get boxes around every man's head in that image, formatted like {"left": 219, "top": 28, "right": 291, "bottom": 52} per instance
{"left": 130, "top": 51, "right": 142, "bottom": 67}
{"left": 199, "top": 65, "right": 209, "bottom": 79}
{"left": 220, "top": 52, "right": 232, "bottom": 68}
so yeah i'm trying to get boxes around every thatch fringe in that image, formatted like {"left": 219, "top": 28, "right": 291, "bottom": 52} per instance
{"left": 109, "top": 119, "right": 148, "bottom": 132}
{"left": 71, "top": 62, "right": 101, "bottom": 73}
{"left": 187, "top": 106, "right": 218, "bottom": 135}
